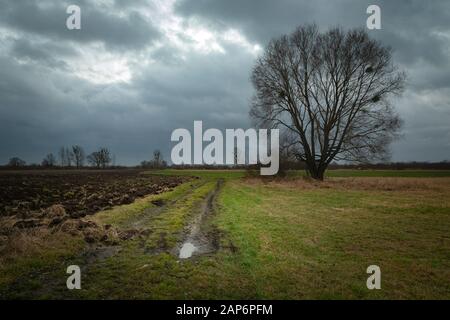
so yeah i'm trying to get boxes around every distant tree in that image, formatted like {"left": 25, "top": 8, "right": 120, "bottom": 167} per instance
{"left": 8, "top": 157, "right": 26, "bottom": 167}
{"left": 87, "top": 148, "right": 111, "bottom": 169}
{"left": 141, "top": 150, "right": 167, "bottom": 169}
{"left": 42, "top": 153, "right": 56, "bottom": 167}
{"left": 233, "top": 146, "right": 241, "bottom": 167}
{"left": 250, "top": 25, "right": 405, "bottom": 180}
{"left": 72, "top": 145, "right": 85, "bottom": 168}
{"left": 153, "top": 150, "right": 162, "bottom": 167}
{"left": 140, "top": 160, "right": 149, "bottom": 168}
{"left": 58, "top": 146, "right": 75, "bottom": 167}
{"left": 87, "top": 151, "right": 101, "bottom": 168}
{"left": 65, "top": 147, "right": 74, "bottom": 167}
{"left": 98, "top": 148, "right": 111, "bottom": 168}
{"left": 58, "top": 147, "right": 66, "bottom": 167}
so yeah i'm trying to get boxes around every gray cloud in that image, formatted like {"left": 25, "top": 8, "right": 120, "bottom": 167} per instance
{"left": 176, "top": 0, "right": 450, "bottom": 162}
{"left": 0, "top": 0, "right": 160, "bottom": 51}
{"left": 0, "top": 0, "right": 449, "bottom": 165}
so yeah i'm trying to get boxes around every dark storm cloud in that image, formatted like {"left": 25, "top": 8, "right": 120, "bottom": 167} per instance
{"left": 176, "top": 0, "right": 362, "bottom": 43}
{"left": 9, "top": 38, "right": 71, "bottom": 69}
{"left": 133, "top": 45, "right": 254, "bottom": 128}
{"left": 0, "top": 0, "right": 449, "bottom": 164}
{"left": 0, "top": 0, "right": 160, "bottom": 51}
{"left": 0, "top": 54, "right": 163, "bottom": 164}
{"left": 176, "top": 0, "right": 450, "bottom": 67}
{"left": 0, "top": 0, "right": 163, "bottom": 164}
{"left": 175, "top": 0, "right": 450, "bottom": 161}
{"left": 175, "top": 0, "right": 450, "bottom": 95}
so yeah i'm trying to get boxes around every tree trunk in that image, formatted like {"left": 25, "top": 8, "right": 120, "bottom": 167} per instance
{"left": 307, "top": 166, "right": 325, "bottom": 181}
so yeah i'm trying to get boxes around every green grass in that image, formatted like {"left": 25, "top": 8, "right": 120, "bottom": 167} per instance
{"left": 66, "top": 179, "right": 221, "bottom": 299}
{"left": 213, "top": 179, "right": 450, "bottom": 299}
{"left": 0, "top": 232, "right": 85, "bottom": 299}
{"left": 144, "top": 169, "right": 246, "bottom": 179}
{"left": 1, "top": 169, "right": 449, "bottom": 299}
{"left": 327, "top": 169, "right": 450, "bottom": 178}
{"left": 93, "top": 178, "right": 204, "bottom": 227}
{"left": 292, "top": 169, "right": 450, "bottom": 178}
{"left": 148, "top": 168, "right": 450, "bottom": 178}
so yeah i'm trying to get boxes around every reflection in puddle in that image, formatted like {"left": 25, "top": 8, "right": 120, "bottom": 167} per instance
{"left": 179, "top": 242, "right": 197, "bottom": 259}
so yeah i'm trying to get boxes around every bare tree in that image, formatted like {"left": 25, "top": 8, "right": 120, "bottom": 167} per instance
{"left": 251, "top": 25, "right": 405, "bottom": 180}
{"left": 65, "top": 147, "right": 73, "bottom": 167}
{"left": 153, "top": 150, "right": 162, "bottom": 167}
{"left": 98, "top": 148, "right": 111, "bottom": 168}
{"left": 72, "top": 145, "right": 85, "bottom": 168}
{"left": 233, "top": 146, "right": 239, "bottom": 166}
{"left": 58, "top": 147, "right": 66, "bottom": 167}
{"left": 88, "top": 148, "right": 111, "bottom": 169}
{"left": 58, "top": 146, "right": 74, "bottom": 167}
{"left": 42, "top": 153, "right": 56, "bottom": 167}
{"left": 141, "top": 150, "right": 167, "bottom": 169}
{"left": 8, "top": 157, "right": 26, "bottom": 167}
{"left": 87, "top": 151, "right": 101, "bottom": 168}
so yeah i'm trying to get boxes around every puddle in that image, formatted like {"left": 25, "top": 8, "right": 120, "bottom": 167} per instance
{"left": 179, "top": 242, "right": 197, "bottom": 259}
{"left": 177, "top": 180, "right": 223, "bottom": 260}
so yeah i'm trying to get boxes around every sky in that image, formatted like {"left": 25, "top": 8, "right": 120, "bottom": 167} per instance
{"left": 0, "top": 0, "right": 449, "bottom": 165}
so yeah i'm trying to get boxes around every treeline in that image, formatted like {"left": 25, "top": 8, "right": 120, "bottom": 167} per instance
{"left": 171, "top": 161, "right": 450, "bottom": 171}
{"left": 5, "top": 146, "right": 116, "bottom": 169}
{"left": 2, "top": 148, "right": 169, "bottom": 170}
{"left": 328, "top": 161, "right": 450, "bottom": 170}
{"left": 4, "top": 149, "right": 450, "bottom": 171}
{"left": 278, "top": 160, "right": 450, "bottom": 171}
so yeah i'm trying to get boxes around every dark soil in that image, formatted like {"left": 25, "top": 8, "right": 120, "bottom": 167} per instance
{"left": 0, "top": 170, "right": 187, "bottom": 218}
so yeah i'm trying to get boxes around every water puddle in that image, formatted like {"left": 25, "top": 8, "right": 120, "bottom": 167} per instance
{"left": 179, "top": 242, "right": 197, "bottom": 259}
{"left": 177, "top": 180, "right": 223, "bottom": 260}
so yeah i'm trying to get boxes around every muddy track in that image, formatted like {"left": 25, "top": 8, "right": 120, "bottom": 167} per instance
{"left": 0, "top": 180, "right": 223, "bottom": 298}
{"left": 178, "top": 179, "right": 224, "bottom": 259}
{"left": 124, "top": 180, "right": 207, "bottom": 230}
{"left": 76, "top": 180, "right": 208, "bottom": 270}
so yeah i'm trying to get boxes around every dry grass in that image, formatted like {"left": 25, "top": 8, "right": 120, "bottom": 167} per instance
{"left": 1, "top": 228, "right": 49, "bottom": 261}
{"left": 0, "top": 226, "right": 85, "bottom": 291}
{"left": 0, "top": 228, "right": 71, "bottom": 264}
{"left": 245, "top": 176, "right": 450, "bottom": 192}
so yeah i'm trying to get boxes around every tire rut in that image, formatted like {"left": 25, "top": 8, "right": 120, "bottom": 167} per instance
{"left": 178, "top": 179, "right": 224, "bottom": 259}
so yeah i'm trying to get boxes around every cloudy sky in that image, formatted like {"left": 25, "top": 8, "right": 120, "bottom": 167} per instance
{"left": 0, "top": 0, "right": 449, "bottom": 165}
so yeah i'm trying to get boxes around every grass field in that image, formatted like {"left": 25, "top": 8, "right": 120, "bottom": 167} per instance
{"left": 1, "top": 169, "right": 449, "bottom": 299}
